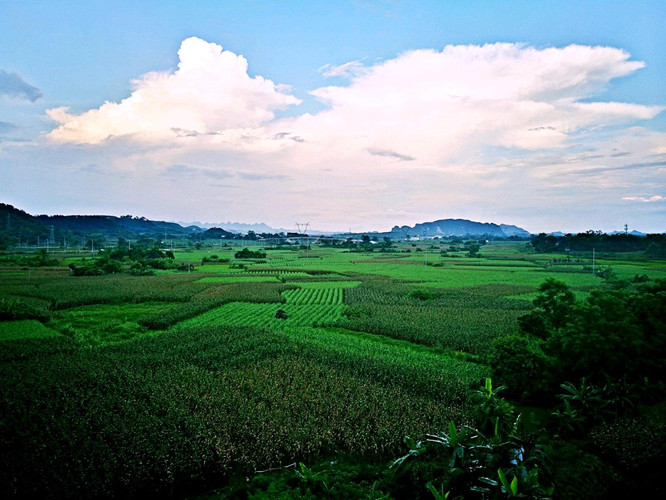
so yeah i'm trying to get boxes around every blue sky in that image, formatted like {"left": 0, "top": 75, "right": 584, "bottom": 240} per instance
{"left": 1, "top": 0, "right": 664, "bottom": 232}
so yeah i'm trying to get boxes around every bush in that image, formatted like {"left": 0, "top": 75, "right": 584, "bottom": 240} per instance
{"left": 234, "top": 248, "right": 267, "bottom": 259}
{"left": 0, "top": 298, "right": 51, "bottom": 322}
{"left": 409, "top": 289, "right": 436, "bottom": 301}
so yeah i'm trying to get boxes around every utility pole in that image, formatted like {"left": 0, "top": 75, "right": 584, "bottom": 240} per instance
{"left": 423, "top": 230, "right": 428, "bottom": 266}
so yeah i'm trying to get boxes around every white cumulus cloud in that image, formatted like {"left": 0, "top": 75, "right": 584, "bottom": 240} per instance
{"left": 46, "top": 37, "right": 301, "bottom": 144}
{"left": 46, "top": 40, "right": 662, "bottom": 161}
{"left": 288, "top": 43, "right": 661, "bottom": 165}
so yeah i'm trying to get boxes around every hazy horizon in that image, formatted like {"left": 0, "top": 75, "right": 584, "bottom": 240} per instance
{"left": 5, "top": 201, "right": 659, "bottom": 236}
{"left": 1, "top": 1, "right": 664, "bottom": 234}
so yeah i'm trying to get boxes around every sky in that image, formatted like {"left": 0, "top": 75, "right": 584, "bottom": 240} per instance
{"left": 1, "top": 0, "right": 665, "bottom": 234}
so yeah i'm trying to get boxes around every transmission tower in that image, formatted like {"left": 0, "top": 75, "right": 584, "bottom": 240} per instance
{"left": 295, "top": 222, "right": 310, "bottom": 234}
{"left": 295, "top": 222, "right": 311, "bottom": 257}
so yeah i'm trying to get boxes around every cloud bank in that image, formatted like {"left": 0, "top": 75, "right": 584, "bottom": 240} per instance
{"left": 47, "top": 40, "right": 661, "bottom": 157}
{"left": 0, "top": 70, "right": 42, "bottom": 102}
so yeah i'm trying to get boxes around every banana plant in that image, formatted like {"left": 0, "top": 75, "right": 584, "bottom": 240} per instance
{"left": 471, "top": 378, "right": 515, "bottom": 436}
{"left": 394, "top": 379, "right": 553, "bottom": 499}
{"left": 557, "top": 378, "right": 606, "bottom": 426}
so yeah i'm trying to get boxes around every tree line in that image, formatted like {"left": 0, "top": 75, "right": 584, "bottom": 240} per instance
{"left": 530, "top": 231, "right": 666, "bottom": 257}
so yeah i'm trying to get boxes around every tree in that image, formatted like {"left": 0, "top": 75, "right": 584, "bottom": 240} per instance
{"left": 489, "top": 335, "right": 551, "bottom": 399}
{"left": 116, "top": 237, "right": 129, "bottom": 251}
{"left": 519, "top": 278, "right": 575, "bottom": 339}
{"left": 234, "top": 248, "right": 266, "bottom": 259}
{"left": 546, "top": 283, "right": 666, "bottom": 385}
{"left": 380, "top": 237, "right": 393, "bottom": 250}
{"left": 466, "top": 243, "right": 480, "bottom": 258}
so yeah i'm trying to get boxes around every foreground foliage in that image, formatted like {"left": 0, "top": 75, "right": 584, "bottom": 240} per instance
{"left": 392, "top": 379, "right": 553, "bottom": 499}
{"left": 488, "top": 279, "right": 666, "bottom": 498}
{"left": 1, "top": 243, "right": 665, "bottom": 498}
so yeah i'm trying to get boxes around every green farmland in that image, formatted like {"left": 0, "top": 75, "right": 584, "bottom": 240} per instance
{"left": 1, "top": 241, "right": 665, "bottom": 498}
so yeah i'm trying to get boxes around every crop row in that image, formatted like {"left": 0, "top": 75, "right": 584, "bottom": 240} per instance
{"left": 246, "top": 269, "right": 311, "bottom": 275}
{"left": 0, "top": 273, "right": 208, "bottom": 309}
{"left": 139, "top": 283, "right": 296, "bottom": 330}
{"left": 179, "top": 303, "right": 347, "bottom": 328}
{"left": 279, "top": 326, "right": 487, "bottom": 401}
{"left": 283, "top": 287, "right": 344, "bottom": 305}
{"left": 197, "top": 276, "right": 280, "bottom": 283}
{"left": 342, "top": 303, "right": 523, "bottom": 355}
{"left": 290, "top": 280, "right": 362, "bottom": 290}
{"left": 344, "top": 280, "right": 532, "bottom": 311}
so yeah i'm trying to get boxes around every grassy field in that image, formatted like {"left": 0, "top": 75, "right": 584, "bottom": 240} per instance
{"left": 1, "top": 241, "right": 664, "bottom": 497}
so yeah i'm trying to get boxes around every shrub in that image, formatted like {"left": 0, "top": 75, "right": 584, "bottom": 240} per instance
{"left": 234, "top": 248, "right": 267, "bottom": 259}
{"left": 0, "top": 298, "right": 51, "bottom": 322}
{"left": 409, "top": 289, "right": 436, "bottom": 301}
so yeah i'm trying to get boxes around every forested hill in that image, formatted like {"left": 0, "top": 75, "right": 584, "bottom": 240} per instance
{"left": 0, "top": 203, "right": 201, "bottom": 248}
{"left": 34, "top": 214, "right": 193, "bottom": 235}
{"left": 0, "top": 204, "right": 47, "bottom": 245}
{"left": 389, "top": 219, "right": 530, "bottom": 238}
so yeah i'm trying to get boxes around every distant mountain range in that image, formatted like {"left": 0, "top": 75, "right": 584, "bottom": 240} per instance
{"left": 2, "top": 203, "right": 534, "bottom": 248}
{"left": 386, "top": 219, "right": 531, "bottom": 238}
{"left": 177, "top": 221, "right": 285, "bottom": 234}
